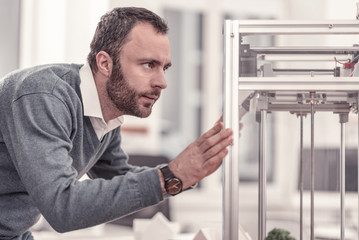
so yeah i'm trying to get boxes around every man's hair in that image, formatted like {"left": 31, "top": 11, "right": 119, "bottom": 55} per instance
{"left": 87, "top": 7, "right": 169, "bottom": 72}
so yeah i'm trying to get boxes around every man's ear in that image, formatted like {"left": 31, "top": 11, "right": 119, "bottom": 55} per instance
{"left": 96, "top": 51, "right": 113, "bottom": 78}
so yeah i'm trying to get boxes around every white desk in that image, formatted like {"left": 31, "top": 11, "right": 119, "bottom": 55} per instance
{"left": 32, "top": 223, "right": 195, "bottom": 240}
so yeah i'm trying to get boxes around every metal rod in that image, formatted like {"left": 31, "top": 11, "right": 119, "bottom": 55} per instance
{"left": 268, "top": 103, "right": 350, "bottom": 114}
{"left": 237, "top": 76, "right": 359, "bottom": 92}
{"left": 272, "top": 68, "right": 335, "bottom": 73}
{"left": 236, "top": 20, "right": 359, "bottom": 36}
{"left": 358, "top": 101, "right": 359, "bottom": 240}
{"left": 340, "top": 118, "right": 346, "bottom": 240}
{"left": 251, "top": 46, "right": 359, "bottom": 55}
{"left": 222, "top": 20, "right": 240, "bottom": 240}
{"left": 258, "top": 110, "right": 267, "bottom": 240}
{"left": 310, "top": 103, "right": 315, "bottom": 240}
{"left": 299, "top": 115, "right": 304, "bottom": 240}
{"left": 358, "top": 104, "right": 359, "bottom": 240}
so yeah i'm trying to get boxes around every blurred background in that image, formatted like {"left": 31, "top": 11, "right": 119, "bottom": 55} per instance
{"left": 2, "top": 0, "right": 359, "bottom": 239}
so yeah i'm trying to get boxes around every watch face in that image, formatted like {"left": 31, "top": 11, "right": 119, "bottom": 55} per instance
{"left": 166, "top": 178, "right": 182, "bottom": 195}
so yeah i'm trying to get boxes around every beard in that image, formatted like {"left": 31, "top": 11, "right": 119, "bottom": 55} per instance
{"left": 106, "top": 65, "right": 160, "bottom": 118}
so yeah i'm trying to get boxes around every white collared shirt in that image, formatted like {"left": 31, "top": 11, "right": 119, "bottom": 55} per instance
{"left": 79, "top": 63, "right": 124, "bottom": 141}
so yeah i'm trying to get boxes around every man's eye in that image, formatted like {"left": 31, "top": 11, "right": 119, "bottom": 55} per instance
{"left": 144, "top": 62, "right": 154, "bottom": 69}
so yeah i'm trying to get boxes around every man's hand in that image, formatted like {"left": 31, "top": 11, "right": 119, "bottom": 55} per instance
{"left": 167, "top": 120, "right": 234, "bottom": 190}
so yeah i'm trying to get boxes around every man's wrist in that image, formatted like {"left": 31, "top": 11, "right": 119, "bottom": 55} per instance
{"left": 159, "top": 165, "right": 183, "bottom": 196}
{"left": 158, "top": 169, "right": 167, "bottom": 195}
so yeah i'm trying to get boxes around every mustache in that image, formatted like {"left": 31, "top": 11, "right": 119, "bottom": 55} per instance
{"left": 142, "top": 89, "right": 161, "bottom": 98}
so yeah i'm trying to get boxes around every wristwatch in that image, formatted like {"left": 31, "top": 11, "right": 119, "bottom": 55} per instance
{"left": 159, "top": 165, "right": 183, "bottom": 196}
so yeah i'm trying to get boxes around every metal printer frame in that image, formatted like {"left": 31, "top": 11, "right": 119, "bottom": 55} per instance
{"left": 223, "top": 20, "right": 359, "bottom": 240}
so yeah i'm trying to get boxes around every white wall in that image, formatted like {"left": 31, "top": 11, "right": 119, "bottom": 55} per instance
{"left": 0, "top": 0, "right": 20, "bottom": 78}
{"left": 20, "top": 0, "right": 108, "bottom": 68}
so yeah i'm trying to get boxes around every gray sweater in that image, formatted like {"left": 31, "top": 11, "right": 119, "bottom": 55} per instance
{"left": 0, "top": 64, "right": 163, "bottom": 239}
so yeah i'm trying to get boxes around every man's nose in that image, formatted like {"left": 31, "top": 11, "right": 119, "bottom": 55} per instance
{"left": 153, "top": 70, "right": 167, "bottom": 89}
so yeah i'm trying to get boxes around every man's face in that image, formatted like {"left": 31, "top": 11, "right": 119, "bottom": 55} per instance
{"left": 106, "top": 23, "right": 171, "bottom": 118}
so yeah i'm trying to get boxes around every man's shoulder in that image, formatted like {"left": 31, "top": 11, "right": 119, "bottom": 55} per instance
{"left": 1, "top": 63, "right": 83, "bottom": 100}
{"left": 21, "top": 63, "right": 83, "bottom": 84}
{"left": 3, "top": 63, "right": 82, "bottom": 84}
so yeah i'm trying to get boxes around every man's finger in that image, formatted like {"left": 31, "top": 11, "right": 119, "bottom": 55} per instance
{"left": 202, "top": 134, "right": 233, "bottom": 160}
{"left": 202, "top": 148, "right": 229, "bottom": 176}
{"left": 199, "top": 128, "right": 232, "bottom": 154}
{"left": 216, "top": 115, "right": 223, "bottom": 124}
{"left": 196, "top": 121, "right": 224, "bottom": 145}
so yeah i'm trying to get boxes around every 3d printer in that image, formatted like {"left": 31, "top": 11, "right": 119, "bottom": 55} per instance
{"left": 222, "top": 18, "right": 359, "bottom": 240}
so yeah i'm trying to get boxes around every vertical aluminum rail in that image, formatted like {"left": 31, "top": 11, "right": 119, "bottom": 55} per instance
{"left": 258, "top": 110, "right": 267, "bottom": 240}
{"left": 299, "top": 115, "right": 304, "bottom": 240}
{"left": 358, "top": 96, "right": 359, "bottom": 240}
{"left": 310, "top": 103, "right": 315, "bottom": 240}
{"left": 339, "top": 114, "right": 348, "bottom": 240}
{"left": 223, "top": 20, "right": 240, "bottom": 240}
{"left": 340, "top": 122, "right": 345, "bottom": 240}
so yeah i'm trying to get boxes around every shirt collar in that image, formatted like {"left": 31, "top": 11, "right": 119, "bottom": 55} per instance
{"left": 79, "top": 63, "right": 103, "bottom": 119}
{"left": 79, "top": 63, "right": 124, "bottom": 139}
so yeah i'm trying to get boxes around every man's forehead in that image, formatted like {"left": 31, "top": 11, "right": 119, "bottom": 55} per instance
{"left": 122, "top": 22, "right": 171, "bottom": 62}
{"left": 128, "top": 22, "right": 169, "bottom": 45}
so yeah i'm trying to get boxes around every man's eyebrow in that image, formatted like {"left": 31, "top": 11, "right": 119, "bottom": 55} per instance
{"left": 165, "top": 62, "right": 172, "bottom": 68}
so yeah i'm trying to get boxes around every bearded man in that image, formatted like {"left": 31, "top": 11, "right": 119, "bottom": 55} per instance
{"left": 0, "top": 7, "right": 233, "bottom": 240}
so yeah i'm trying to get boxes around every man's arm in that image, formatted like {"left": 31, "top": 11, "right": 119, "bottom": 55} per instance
{"left": 7, "top": 92, "right": 163, "bottom": 232}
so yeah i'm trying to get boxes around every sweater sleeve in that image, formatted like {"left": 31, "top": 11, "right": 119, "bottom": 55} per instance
{"left": 6, "top": 92, "right": 164, "bottom": 233}
{"left": 87, "top": 128, "right": 153, "bottom": 180}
